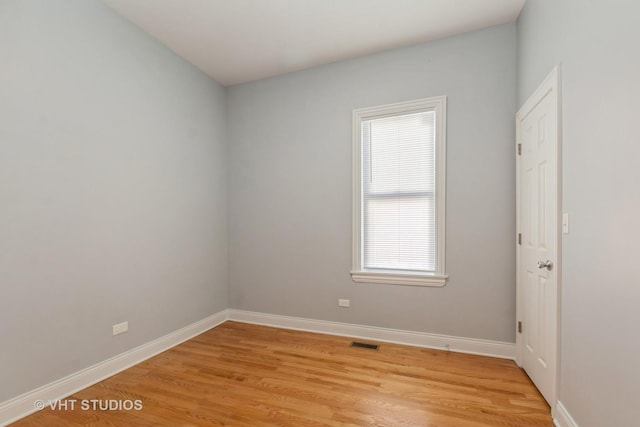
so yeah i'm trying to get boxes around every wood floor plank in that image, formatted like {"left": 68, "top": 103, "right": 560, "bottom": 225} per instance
{"left": 11, "top": 321, "right": 553, "bottom": 426}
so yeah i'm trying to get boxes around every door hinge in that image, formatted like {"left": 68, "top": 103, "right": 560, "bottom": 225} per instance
{"left": 518, "top": 321, "right": 523, "bottom": 334}
{"left": 518, "top": 233, "right": 522, "bottom": 245}
{"left": 517, "top": 143, "right": 522, "bottom": 155}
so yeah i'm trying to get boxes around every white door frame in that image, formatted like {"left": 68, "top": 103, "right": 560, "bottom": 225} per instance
{"left": 515, "top": 65, "right": 562, "bottom": 412}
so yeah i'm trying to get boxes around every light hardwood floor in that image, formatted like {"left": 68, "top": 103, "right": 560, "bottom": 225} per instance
{"left": 12, "top": 321, "right": 553, "bottom": 426}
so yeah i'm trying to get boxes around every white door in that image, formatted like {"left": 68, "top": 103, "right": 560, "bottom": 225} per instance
{"left": 516, "top": 67, "right": 560, "bottom": 407}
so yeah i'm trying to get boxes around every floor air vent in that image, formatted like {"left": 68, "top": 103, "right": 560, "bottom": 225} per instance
{"left": 350, "top": 341, "right": 379, "bottom": 350}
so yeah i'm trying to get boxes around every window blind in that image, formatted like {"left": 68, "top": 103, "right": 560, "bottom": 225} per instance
{"left": 361, "top": 110, "right": 436, "bottom": 273}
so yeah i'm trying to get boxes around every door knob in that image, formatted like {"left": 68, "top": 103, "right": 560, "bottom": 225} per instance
{"left": 537, "top": 260, "right": 553, "bottom": 271}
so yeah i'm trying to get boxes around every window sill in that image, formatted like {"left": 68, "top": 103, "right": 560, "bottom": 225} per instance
{"left": 350, "top": 271, "right": 448, "bottom": 287}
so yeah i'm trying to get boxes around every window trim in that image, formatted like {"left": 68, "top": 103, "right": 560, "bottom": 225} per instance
{"left": 351, "top": 96, "right": 447, "bottom": 287}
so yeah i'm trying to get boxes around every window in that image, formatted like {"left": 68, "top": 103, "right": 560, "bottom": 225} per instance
{"left": 351, "top": 96, "right": 447, "bottom": 286}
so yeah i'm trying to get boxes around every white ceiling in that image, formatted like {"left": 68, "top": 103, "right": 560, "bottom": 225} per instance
{"left": 102, "top": 0, "right": 525, "bottom": 87}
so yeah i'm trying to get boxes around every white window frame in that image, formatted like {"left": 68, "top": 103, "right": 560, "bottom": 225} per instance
{"left": 351, "top": 96, "right": 447, "bottom": 287}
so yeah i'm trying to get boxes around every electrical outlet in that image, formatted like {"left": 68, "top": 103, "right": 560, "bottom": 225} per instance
{"left": 338, "top": 299, "right": 350, "bottom": 308}
{"left": 112, "top": 321, "right": 128, "bottom": 336}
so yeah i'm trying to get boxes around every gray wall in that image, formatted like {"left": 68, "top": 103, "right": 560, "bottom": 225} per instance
{"left": 227, "top": 24, "right": 517, "bottom": 342}
{"left": 518, "top": 1, "right": 640, "bottom": 425}
{"left": 0, "top": 0, "right": 227, "bottom": 402}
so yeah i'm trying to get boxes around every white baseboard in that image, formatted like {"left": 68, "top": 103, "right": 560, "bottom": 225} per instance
{"left": 554, "top": 401, "right": 579, "bottom": 427}
{"left": 2, "top": 309, "right": 518, "bottom": 426}
{"left": 227, "top": 309, "right": 516, "bottom": 360}
{"left": 0, "top": 310, "right": 228, "bottom": 427}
